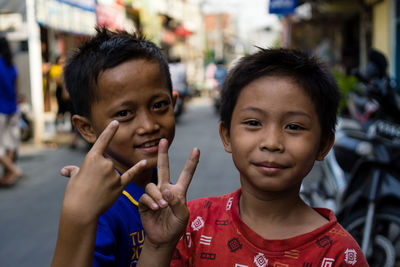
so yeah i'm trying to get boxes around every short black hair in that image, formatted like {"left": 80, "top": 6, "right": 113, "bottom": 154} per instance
{"left": 220, "top": 48, "right": 340, "bottom": 141}
{"left": 0, "top": 36, "right": 13, "bottom": 66}
{"left": 64, "top": 27, "right": 172, "bottom": 117}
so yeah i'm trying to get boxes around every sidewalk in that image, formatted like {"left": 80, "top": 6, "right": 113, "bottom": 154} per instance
{"left": 19, "top": 131, "right": 84, "bottom": 156}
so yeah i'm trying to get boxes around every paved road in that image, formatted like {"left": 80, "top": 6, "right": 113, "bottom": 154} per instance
{"left": 0, "top": 97, "right": 241, "bottom": 267}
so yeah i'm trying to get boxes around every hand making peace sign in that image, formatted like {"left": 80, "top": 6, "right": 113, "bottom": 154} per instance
{"left": 139, "top": 138, "right": 200, "bottom": 248}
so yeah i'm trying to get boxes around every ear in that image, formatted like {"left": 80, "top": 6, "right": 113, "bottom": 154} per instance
{"left": 219, "top": 122, "right": 232, "bottom": 153}
{"left": 72, "top": 115, "right": 97, "bottom": 144}
{"left": 316, "top": 133, "right": 335, "bottom": 161}
{"left": 172, "top": 91, "right": 178, "bottom": 109}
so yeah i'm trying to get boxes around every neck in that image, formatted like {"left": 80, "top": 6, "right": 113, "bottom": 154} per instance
{"left": 238, "top": 185, "right": 327, "bottom": 239}
{"left": 239, "top": 186, "right": 306, "bottom": 222}
{"left": 132, "top": 168, "right": 155, "bottom": 188}
{"left": 114, "top": 165, "right": 155, "bottom": 189}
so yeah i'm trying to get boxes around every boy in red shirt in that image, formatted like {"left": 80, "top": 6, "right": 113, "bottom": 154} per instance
{"left": 138, "top": 48, "right": 369, "bottom": 266}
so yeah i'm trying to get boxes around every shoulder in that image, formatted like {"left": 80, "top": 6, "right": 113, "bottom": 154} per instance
{"left": 310, "top": 208, "right": 368, "bottom": 265}
{"left": 187, "top": 191, "right": 236, "bottom": 214}
{"left": 186, "top": 191, "right": 238, "bottom": 230}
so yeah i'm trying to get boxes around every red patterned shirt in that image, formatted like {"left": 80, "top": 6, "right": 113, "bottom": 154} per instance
{"left": 171, "top": 189, "right": 369, "bottom": 267}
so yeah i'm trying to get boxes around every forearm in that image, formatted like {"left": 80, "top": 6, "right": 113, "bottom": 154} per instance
{"left": 51, "top": 205, "right": 98, "bottom": 267}
{"left": 137, "top": 239, "right": 177, "bottom": 267}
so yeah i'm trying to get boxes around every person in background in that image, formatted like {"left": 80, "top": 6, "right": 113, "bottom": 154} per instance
{"left": 169, "top": 57, "right": 188, "bottom": 117}
{"left": 204, "top": 61, "right": 217, "bottom": 97}
{"left": 214, "top": 59, "right": 227, "bottom": 89}
{"left": 0, "top": 36, "right": 23, "bottom": 187}
{"left": 49, "top": 54, "right": 81, "bottom": 148}
{"left": 212, "top": 59, "right": 228, "bottom": 111}
{"left": 137, "top": 48, "right": 369, "bottom": 266}
{"left": 49, "top": 54, "right": 72, "bottom": 132}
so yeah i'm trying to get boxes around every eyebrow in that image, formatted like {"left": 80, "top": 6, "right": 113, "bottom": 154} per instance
{"left": 240, "top": 107, "right": 312, "bottom": 119}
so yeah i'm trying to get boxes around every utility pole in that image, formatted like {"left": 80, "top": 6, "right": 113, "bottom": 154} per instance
{"left": 26, "top": 0, "right": 44, "bottom": 145}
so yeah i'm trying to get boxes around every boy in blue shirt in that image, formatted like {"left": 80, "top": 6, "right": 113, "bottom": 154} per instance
{"left": 51, "top": 27, "right": 200, "bottom": 267}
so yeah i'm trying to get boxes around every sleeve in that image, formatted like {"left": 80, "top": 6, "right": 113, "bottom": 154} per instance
{"left": 325, "top": 227, "right": 369, "bottom": 266}
{"left": 93, "top": 215, "right": 117, "bottom": 267}
{"left": 332, "top": 245, "right": 369, "bottom": 266}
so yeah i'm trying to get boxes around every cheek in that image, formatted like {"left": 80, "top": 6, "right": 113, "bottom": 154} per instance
{"left": 230, "top": 137, "right": 252, "bottom": 163}
{"left": 108, "top": 130, "right": 132, "bottom": 149}
{"left": 163, "top": 117, "right": 176, "bottom": 139}
{"left": 291, "top": 140, "right": 320, "bottom": 170}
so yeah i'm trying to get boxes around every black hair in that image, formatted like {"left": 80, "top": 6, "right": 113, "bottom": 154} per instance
{"left": 220, "top": 48, "right": 340, "bottom": 142}
{"left": 64, "top": 27, "right": 172, "bottom": 117}
{"left": 0, "top": 36, "right": 13, "bottom": 66}
{"left": 366, "top": 48, "right": 388, "bottom": 79}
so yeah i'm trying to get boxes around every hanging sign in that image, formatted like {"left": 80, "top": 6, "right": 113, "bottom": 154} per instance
{"left": 269, "top": 0, "right": 298, "bottom": 15}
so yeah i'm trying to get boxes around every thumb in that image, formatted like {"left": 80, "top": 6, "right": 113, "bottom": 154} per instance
{"left": 60, "top": 165, "right": 80, "bottom": 178}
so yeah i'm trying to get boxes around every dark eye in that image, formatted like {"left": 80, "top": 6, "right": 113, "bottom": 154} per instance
{"left": 154, "top": 100, "right": 170, "bottom": 110}
{"left": 286, "top": 124, "right": 304, "bottom": 131}
{"left": 116, "top": 110, "right": 132, "bottom": 117}
{"left": 244, "top": 120, "right": 261, "bottom": 127}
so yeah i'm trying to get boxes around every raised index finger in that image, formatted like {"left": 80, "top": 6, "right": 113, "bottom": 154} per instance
{"left": 157, "top": 138, "right": 171, "bottom": 187}
{"left": 90, "top": 120, "right": 119, "bottom": 155}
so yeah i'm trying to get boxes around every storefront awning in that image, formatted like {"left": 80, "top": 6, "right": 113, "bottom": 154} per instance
{"left": 35, "top": 0, "right": 97, "bottom": 35}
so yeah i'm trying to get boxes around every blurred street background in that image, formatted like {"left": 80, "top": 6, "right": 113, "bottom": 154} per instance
{"left": 1, "top": 0, "right": 399, "bottom": 266}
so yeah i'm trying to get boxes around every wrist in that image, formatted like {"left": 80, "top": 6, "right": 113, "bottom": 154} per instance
{"left": 61, "top": 198, "right": 100, "bottom": 227}
{"left": 137, "top": 239, "right": 178, "bottom": 267}
{"left": 142, "top": 238, "right": 178, "bottom": 253}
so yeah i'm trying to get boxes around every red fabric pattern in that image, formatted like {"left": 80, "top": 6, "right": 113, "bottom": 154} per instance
{"left": 171, "top": 189, "right": 369, "bottom": 267}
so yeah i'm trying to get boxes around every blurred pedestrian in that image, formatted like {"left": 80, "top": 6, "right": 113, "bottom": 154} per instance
{"left": 214, "top": 59, "right": 227, "bottom": 90}
{"left": 49, "top": 54, "right": 81, "bottom": 148}
{"left": 49, "top": 54, "right": 72, "bottom": 132}
{"left": 205, "top": 61, "right": 217, "bottom": 96}
{"left": 212, "top": 59, "right": 228, "bottom": 111}
{"left": 169, "top": 57, "right": 188, "bottom": 117}
{"left": 0, "top": 36, "right": 22, "bottom": 186}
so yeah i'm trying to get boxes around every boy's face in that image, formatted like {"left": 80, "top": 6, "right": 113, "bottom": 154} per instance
{"left": 219, "top": 75, "right": 333, "bottom": 197}
{"left": 79, "top": 59, "right": 176, "bottom": 179}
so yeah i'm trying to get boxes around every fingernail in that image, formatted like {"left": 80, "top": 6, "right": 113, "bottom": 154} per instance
{"left": 110, "top": 120, "right": 118, "bottom": 126}
{"left": 159, "top": 199, "right": 168, "bottom": 207}
{"left": 152, "top": 203, "right": 159, "bottom": 210}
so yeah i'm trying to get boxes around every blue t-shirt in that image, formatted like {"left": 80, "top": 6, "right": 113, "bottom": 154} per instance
{"left": 0, "top": 57, "right": 17, "bottom": 115}
{"left": 93, "top": 181, "right": 145, "bottom": 267}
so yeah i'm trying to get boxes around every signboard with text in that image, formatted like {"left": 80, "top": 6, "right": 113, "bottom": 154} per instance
{"left": 269, "top": 0, "right": 298, "bottom": 15}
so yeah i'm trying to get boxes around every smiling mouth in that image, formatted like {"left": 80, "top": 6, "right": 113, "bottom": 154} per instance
{"left": 135, "top": 139, "right": 160, "bottom": 149}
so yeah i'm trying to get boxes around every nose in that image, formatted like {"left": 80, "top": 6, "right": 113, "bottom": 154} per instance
{"left": 136, "top": 110, "right": 160, "bottom": 135}
{"left": 259, "top": 126, "right": 284, "bottom": 152}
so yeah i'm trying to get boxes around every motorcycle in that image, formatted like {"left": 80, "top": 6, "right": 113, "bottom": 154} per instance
{"left": 173, "top": 88, "right": 192, "bottom": 120}
{"left": 300, "top": 50, "right": 400, "bottom": 266}
{"left": 18, "top": 95, "right": 33, "bottom": 142}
